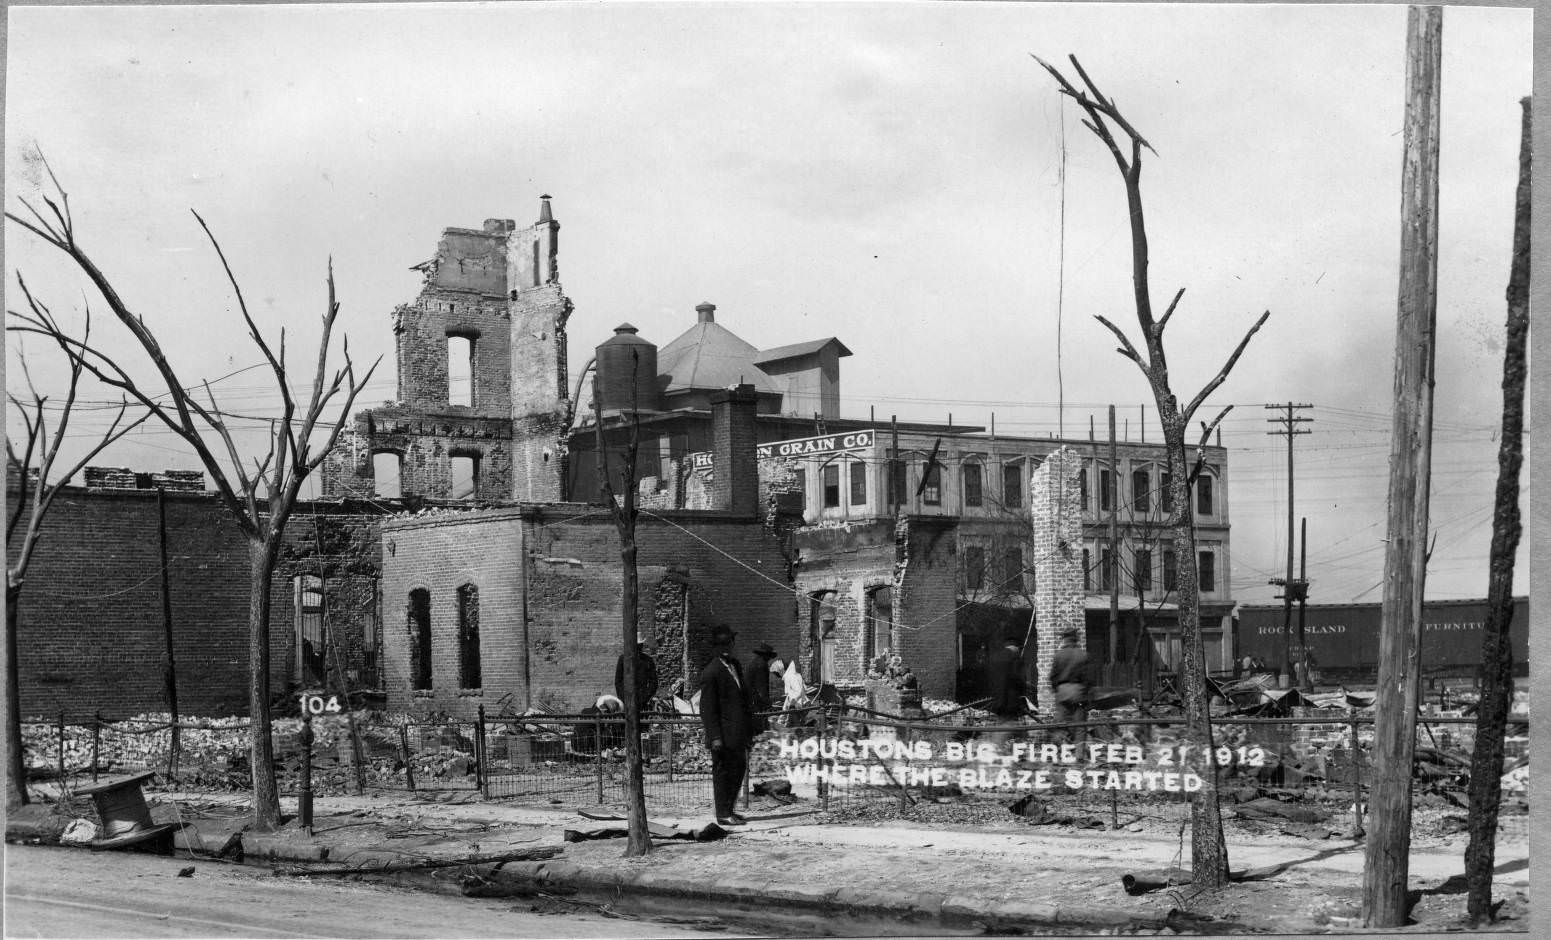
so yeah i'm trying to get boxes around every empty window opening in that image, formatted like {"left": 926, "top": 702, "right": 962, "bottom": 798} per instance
{"left": 1082, "top": 548, "right": 1092, "bottom": 591}
{"left": 1079, "top": 469, "right": 1089, "bottom": 510}
{"left": 450, "top": 453, "right": 479, "bottom": 500}
{"left": 963, "top": 463, "right": 983, "bottom": 508}
{"left": 457, "top": 583, "right": 481, "bottom": 690}
{"left": 1100, "top": 547, "right": 1115, "bottom": 592}
{"left": 408, "top": 589, "right": 432, "bottom": 691}
{"left": 1163, "top": 549, "right": 1178, "bottom": 592}
{"left": 1100, "top": 469, "right": 1116, "bottom": 512}
{"left": 1003, "top": 463, "right": 1023, "bottom": 509}
{"left": 372, "top": 452, "right": 403, "bottom": 499}
{"left": 792, "top": 468, "right": 807, "bottom": 512}
{"left": 1197, "top": 476, "right": 1215, "bottom": 516}
{"left": 447, "top": 334, "right": 475, "bottom": 407}
{"left": 295, "top": 575, "right": 326, "bottom": 685}
{"left": 849, "top": 461, "right": 867, "bottom": 506}
{"left": 822, "top": 463, "right": 841, "bottom": 508}
{"left": 865, "top": 587, "right": 893, "bottom": 663}
{"left": 808, "top": 593, "right": 838, "bottom": 685}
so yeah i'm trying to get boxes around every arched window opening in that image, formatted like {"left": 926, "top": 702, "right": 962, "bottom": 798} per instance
{"left": 457, "top": 583, "right": 481, "bottom": 690}
{"left": 808, "top": 592, "right": 838, "bottom": 686}
{"left": 408, "top": 589, "right": 432, "bottom": 691}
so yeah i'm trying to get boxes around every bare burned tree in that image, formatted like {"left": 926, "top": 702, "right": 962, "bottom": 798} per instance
{"left": 1034, "top": 54, "right": 1269, "bottom": 889}
{"left": 7, "top": 160, "right": 379, "bottom": 830}
{"left": 591, "top": 352, "right": 650, "bottom": 858}
{"left": 5, "top": 336, "right": 149, "bottom": 807}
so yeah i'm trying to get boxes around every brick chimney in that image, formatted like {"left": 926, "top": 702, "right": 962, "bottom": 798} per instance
{"left": 709, "top": 383, "right": 758, "bottom": 515}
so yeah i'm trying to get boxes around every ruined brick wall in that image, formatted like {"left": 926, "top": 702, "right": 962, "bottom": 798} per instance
{"left": 1031, "top": 447, "right": 1086, "bottom": 717}
{"left": 7, "top": 487, "right": 250, "bottom": 721}
{"left": 7, "top": 486, "right": 395, "bottom": 721}
{"left": 379, "top": 510, "right": 527, "bottom": 719}
{"left": 709, "top": 384, "right": 759, "bottom": 515}
{"left": 789, "top": 517, "right": 957, "bottom": 700}
{"left": 891, "top": 516, "right": 960, "bottom": 699}
{"left": 321, "top": 206, "right": 571, "bottom": 503}
{"left": 380, "top": 506, "right": 796, "bottom": 716}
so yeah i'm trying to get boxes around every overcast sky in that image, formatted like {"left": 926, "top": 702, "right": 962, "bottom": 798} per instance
{"left": 4, "top": 2, "right": 1536, "bottom": 605}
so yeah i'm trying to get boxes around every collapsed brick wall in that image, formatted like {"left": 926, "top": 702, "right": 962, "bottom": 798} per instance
{"left": 790, "top": 518, "right": 958, "bottom": 700}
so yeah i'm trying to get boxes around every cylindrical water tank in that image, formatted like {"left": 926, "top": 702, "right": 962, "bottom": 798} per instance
{"left": 595, "top": 323, "right": 659, "bottom": 412}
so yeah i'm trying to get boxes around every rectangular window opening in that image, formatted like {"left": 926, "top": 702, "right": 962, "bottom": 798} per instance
{"left": 447, "top": 334, "right": 474, "bottom": 407}
{"left": 458, "top": 583, "right": 481, "bottom": 690}
{"left": 963, "top": 463, "right": 983, "bottom": 508}
{"left": 1199, "top": 551, "right": 1216, "bottom": 592}
{"left": 921, "top": 461, "right": 941, "bottom": 505}
{"left": 964, "top": 546, "right": 986, "bottom": 591}
{"left": 1003, "top": 463, "right": 1023, "bottom": 509}
{"left": 849, "top": 461, "right": 867, "bottom": 507}
{"left": 822, "top": 463, "right": 841, "bottom": 508}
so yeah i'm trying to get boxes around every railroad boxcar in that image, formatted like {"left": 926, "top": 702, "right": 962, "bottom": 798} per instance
{"left": 1236, "top": 597, "right": 1529, "bottom": 681}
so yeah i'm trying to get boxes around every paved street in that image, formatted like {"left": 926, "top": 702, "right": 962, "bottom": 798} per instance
{"left": 4, "top": 845, "right": 745, "bottom": 939}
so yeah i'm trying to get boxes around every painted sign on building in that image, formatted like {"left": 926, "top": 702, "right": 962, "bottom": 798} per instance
{"left": 687, "top": 429, "right": 878, "bottom": 472}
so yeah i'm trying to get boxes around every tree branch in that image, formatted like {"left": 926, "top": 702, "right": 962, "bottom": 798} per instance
{"left": 1093, "top": 314, "right": 1147, "bottom": 371}
{"left": 1155, "top": 288, "right": 1186, "bottom": 337}
{"left": 1182, "top": 310, "right": 1271, "bottom": 424}
{"left": 1189, "top": 405, "right": 1233, "bottom": 485}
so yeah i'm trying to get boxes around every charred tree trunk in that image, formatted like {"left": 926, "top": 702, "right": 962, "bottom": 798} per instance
{"left": 248, "top": 537, "right": 283, "bottom": 831}
{"left": 1463, "top": 95, "right": 1530, "bottom": 927}
{"left": 6, "top": 582, "right": 27, "bottom": 808}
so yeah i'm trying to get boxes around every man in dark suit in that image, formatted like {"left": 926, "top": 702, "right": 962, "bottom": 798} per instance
{"left": 699, "top": 624, "right": 754, "bottom": 825}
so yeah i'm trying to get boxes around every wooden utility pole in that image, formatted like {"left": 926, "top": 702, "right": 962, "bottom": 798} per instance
{"left": 1362, "top": 6, "right": 1442, "bottom": 927}
{"left": 1463, "top": 94, "right": 1530, "bottom": 927}
{"left": 1107, "top": 405, "right": 1119, "bottom": 662}
{"left": 1297, "top": 517, "right": 1311, "bottom": 691}
{"left": 1265, "top": 402, "right": 1312, "bottom": 686}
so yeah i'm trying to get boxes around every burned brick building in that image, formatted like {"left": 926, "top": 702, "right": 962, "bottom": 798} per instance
{"left": 324, "top": 198, "right": 1238, "bottom": 717}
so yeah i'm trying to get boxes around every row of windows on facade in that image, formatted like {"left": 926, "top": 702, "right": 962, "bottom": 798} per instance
{"left": 404, "top": 585, "right": 482, "bottom": 691}
{"left": 793, "top": 459, "right": 1215, "bottom": 517}
{"left": 958, "top": 544, "right": 1218, "bottom": 595}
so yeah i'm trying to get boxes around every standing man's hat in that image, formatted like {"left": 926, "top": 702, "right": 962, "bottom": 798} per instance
{"left": 751, "top": 642, "right": 776, "bottom": 657}
{"left": 711, "top": 624, "right": 737, "bottom": 644}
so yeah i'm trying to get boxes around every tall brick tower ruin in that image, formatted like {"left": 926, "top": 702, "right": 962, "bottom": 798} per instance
{"left": 323, "top": 198, "right": 572, "bottom": 502}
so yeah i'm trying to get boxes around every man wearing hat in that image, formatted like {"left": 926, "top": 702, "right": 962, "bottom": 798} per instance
{"left": 699, "top": 624, "right": 755, "bottom": 825}
{"left": 1049, "top": 627, "right": 1090, "bottom": 742}
{"left": 747, "top": 642, "right": 779, "bottom": 732}
{"left": 614, "top": 636, "right": 659, "bottom": 729}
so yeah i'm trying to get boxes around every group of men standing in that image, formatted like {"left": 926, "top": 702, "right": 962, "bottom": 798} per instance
{"left": 985, "top": 627, "right": 1091, "bottom": 732}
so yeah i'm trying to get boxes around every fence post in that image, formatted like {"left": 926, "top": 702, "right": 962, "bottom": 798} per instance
{"left": 57, "top": 710, "right": 66, "bottom": 786}
{"left": 666, "top": 720, "right": 675, "bottom": 784}
{"left": 299, "top": 712, "right": 314, "bottom": 834}
{"left": 1350, "top": 709, "right": 1363, "bottom": 837}
{"left": 898, "top": 721, "right": 910, "bottom": 812}
{"left": 818, "top": 707, "right": 830, "bottom": 812}
{"left": 475, "top": 707, "right": 488, "bottom": 798}
{"left": 595, "top": 715, "right": 605, "bottom": 804}
{"left": 91, "top": 713, "right": 103, "bottom": 784}
{"left": 399, "top": 724, "right": 417, "bottom": 792}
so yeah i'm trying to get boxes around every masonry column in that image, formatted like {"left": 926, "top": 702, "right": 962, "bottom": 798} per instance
{"left": 1030, "top": 446, "right": 1085, "bottom": 719}
{"left": 709, "top": 383, "right": 759, "bottom": 515}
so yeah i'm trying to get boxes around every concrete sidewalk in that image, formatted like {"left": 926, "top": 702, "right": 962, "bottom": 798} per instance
{"left": 7, "top": 787, "right": 1532, "bottom": 936}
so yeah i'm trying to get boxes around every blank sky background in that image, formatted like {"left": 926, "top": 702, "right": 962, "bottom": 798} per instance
{"left": 4, "top": 1, "right": 1535, "bottom": 604}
